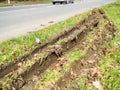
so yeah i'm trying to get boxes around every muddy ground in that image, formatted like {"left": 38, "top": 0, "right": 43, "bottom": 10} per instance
{"left": 0, "top": 9, "right": 116, "bottom": 90}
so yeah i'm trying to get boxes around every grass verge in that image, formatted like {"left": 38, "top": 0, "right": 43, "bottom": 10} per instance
{"left": 98, "top": 2, "right": 120, "bottom": 90}
{"left": 0, "top": 0, "right": 51, "bottom": 7}
{"left": 0, "top": 12, "right": 88, "bottom": 63}
{"left": 0, "top": 2, "right": 11, "bottom": 7}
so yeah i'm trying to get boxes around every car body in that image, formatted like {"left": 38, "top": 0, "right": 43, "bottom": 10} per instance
{"left": 52, "top": 0, "right": 74, "bottom": 4}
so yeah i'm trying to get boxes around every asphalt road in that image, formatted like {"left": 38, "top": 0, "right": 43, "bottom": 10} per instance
{"left": 0, "top": 0, "right": 115, "bottom": 42}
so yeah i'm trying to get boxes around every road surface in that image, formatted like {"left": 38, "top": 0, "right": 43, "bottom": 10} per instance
{"left": 0, "top": 0, "right": 115, "bottom": 42}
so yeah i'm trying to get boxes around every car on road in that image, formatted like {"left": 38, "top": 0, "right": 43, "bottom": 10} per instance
{"left": 52, "top": 0, "right": 74, "bottom": 4}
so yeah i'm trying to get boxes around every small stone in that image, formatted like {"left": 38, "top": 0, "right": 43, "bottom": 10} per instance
{"left": 17, "top": 62, "right": 22, "bottom": 67}
{"left": 36, "top": 38, "right": 41, "bottom": 44}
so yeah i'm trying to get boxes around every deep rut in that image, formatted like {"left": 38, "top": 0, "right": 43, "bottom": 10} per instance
{"left": 0, "top": 9, "right": 109, "bottom": 90}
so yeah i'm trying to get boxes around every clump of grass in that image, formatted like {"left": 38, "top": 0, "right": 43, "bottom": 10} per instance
{"left": 65, "top": 75, "right": 89, "bottom": 90}
{"left": 68, "top": 50, "right": 86, "bottom": 62}
{"left": 62, "top": 63, "right": 70, "bottom": 71}
{"left": 36, "top": 69, "right": 62, "bottom": 89}
{"left": 99, "top": 56, "right": 120, "bottom": 89}
{"left": 1, "top": 76, "right": 14, "bottom": 90}
{"left": 0, "top": 12, "right": 88, "bottom": 63}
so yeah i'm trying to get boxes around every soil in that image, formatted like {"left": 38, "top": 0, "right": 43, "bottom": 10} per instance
{"left": 0, "top": 9, "right": 116, "bottom": 90}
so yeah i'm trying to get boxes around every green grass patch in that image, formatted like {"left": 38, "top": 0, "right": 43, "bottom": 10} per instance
{"left": 99, "top": 56, "right": 120, "bottom": 90}
{"left": 62, "top": 63, "right": 71, "bottom": 71}
{"left": 68, "top": 50, "right": 86, "bottom": 62}
{"left": 1, "top": 76, "right": 14, "bottom": 90}
{"left": 101, "top": 2, "right": 120, "bottom": 30}
{"left": 35, "top": 69, "right": 62, "bottom": 89}
{"left": 0, "top": 12, "right": 88, "bottom": 64}
{"left": 98, "top": 2, "right": 120, "bottom": 90}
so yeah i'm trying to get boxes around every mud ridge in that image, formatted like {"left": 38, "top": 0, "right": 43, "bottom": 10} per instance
{"left": 51, "top": 20, "right": 116, "bottom": 90}
{"left": 0, "top": 9, "right": 105, "bottom": 79}
{"left": 0, "top": 9, "right": 107, "bottom": 90}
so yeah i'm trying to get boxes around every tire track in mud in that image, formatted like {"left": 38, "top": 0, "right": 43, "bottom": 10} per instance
{"left": 50, "top": 20, "right": 116, "bottom": 90}
{"left": 20, "top": 28, "right": 90, "bottom": 90}
{"left": 0, "top": 9, "right": 107, "bottom": 90}
{"left": 0, "top": 10, "right": 100, "bottom": 78}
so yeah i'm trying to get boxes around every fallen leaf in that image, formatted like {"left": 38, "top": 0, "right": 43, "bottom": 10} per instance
{"left": 13, "top": 58, "right": 17, "bottom": 63}
{"left": 90, "top": 39, "right": 93, "bottom": 43}
{"left": 1, "top": 48, "right": 5, "bottom": 53}
{"left": 92, "top": 80, "right": 103, "bottom": 90}
{"left": 57, "top": 57, "right": 67, "bottom": 67}
{"left": 12, "top": 86, "right": 16, "bottom": 90}
{"left": 44, "top": 82, "right": 54, "bottom": 89}
{"left": 70, "top": 69, "right": 77, "bottom": 80}
{"left": 105, "top": 21, "right": 114, "bottom": 30}
{"left": 96, "top": 31, "right": 102, "bottom": 37}
{"left": 51, "top": 65, "right": 57, "bottom": 70}
{"left": 93, "top": 53, "right": 97, "bottom": 57}
{"left": 54, "top": 85, "right": 60, "bottom": 90}
{"left": 87, "top": 60, "right": 95, "bottom": 64}
{"left": 92, "top": 45, "right": 97, "bottom": 51}
{"left": 90, "top": 68, "right": 98, "bottom": 77}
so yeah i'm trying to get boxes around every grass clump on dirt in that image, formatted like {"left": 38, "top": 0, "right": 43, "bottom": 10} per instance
{"left": 37, "top": 69, "right": 62, "bottom": 89}
{"left": 65, "top": 75, "right": 89, "bottom": 90}
{"left": 0, "top": 12, "right": 88, "bottom": 64}
{"left": 68, "top": 50, "right": 86, "bottom": 62}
